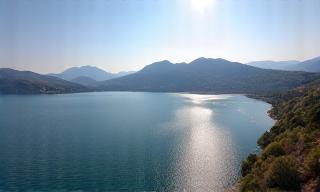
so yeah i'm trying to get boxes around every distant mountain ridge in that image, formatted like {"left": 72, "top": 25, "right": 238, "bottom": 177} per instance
{"left": 0, "top": 68, "right": 89, "bottom": 94}
{"left": 246, "top": 60, "right": 300, "bottom": 70}
{"left": 48, "top": 66, "right": 113, "bottom": 81}
{"left": 70, "top": 76, "right": 98, "bottom": 87}
{"left": 99, "top": 57, "right": 320, "bottom": 94}
{"left": 49, "top": 66, "right": 135, "bottom": 82}
{"left": 286, "top": 56, "right": 320, "bottom": 72}
{"left": 247, "top": 56, "right": 320, "bottom": 72}
{"left": 2, "top": 56, "right": 320, "bottom": 94}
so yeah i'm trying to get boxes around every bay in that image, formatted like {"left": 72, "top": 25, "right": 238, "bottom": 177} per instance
{"left": 0, "top": 92, "right": 274, "bottom": 191}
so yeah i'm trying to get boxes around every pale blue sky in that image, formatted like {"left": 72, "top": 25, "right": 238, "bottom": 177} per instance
{"left": 0, "top": 0, "right": 319, "bottom": 73}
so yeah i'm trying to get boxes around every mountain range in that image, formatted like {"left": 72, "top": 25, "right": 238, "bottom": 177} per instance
{"left": 1, "top": 56, "right": 320, "bottom": 94}
{"left": 99, "top": 57, "right": 320, "bottom": 94}
{"left": 286, "top": 56, "right": 320, "bottom": 72}
{"left": 0, "top": 68, "right": 89, "bottom": 94}
{"left": 48, "top": 66, "right": 135, "bottom": 83}
{"left": 246, "top": 56, "right": 320, "bottom": 72}
{"left": 246, "top": 60, "right": 300, "bottom": 70}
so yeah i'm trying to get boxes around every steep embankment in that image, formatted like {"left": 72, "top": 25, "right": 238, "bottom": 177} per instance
{"left": 240, "top": 85, "right": 320, "bottom": 191}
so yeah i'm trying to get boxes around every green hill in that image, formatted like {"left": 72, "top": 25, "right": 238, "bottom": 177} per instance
{"left": 240, "top": 85, "right": 320, "bottom": 191}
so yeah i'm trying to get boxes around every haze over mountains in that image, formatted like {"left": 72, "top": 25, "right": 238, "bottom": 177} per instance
{"left": 246, "top": 60, "right": 300, "bottom": 70}
{"left": 0, "top": 68, "right": 89, "bottom": 94}
{"left": 246, "top": 56, "right": 320, "bottom": 72}
{"left": 48, "top": 66, "right": 135, "bottom": 82}
{"left": 1, "top": 56, "right": 320, "bottom": 94}
{"left": 286, "top": 56, "right": 320, "bottom": 72}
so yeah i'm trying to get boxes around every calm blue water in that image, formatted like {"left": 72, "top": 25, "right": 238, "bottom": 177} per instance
{"left": 0, "top": 92, "right": 274, "bottom": 191}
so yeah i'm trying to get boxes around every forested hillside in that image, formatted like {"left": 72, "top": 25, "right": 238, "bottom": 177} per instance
{"left": 240, "top": 85, "right": 320, "bottom": 191}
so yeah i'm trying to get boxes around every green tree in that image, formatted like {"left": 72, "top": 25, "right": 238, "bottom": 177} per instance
{"left": 265, "top": 156, "right": 300, "bottom": 190}
{"left": 262, "top": 142, "right": 285, "bottom": 159}
{"left": 304, "top": 146, "right": 320, "bottom": 176}
{"left": 241, "top": 153, "right": 258, "bottom": 176}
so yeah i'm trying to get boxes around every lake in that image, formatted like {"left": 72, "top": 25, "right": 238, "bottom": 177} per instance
{"left": 0, "top": 92, "right": 274, "bottom": 191}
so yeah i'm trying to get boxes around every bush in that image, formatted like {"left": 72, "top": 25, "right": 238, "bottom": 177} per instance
{"left": 262, "top": 142, "right": 285, "bottom": 159}
{"left": 265, "top": 156, "right": 300, "bottom": 190}
{"left": 241, "top": 153, "right": 258, "bottom": 176}
{"left": 240, "top": 174, "right": 260, "bottom": 192}
{"left": 304, "top": 146, "right": 320, "bottom": 176}
{"left": 258, "top": 131, "right": 272, "bottom": 149}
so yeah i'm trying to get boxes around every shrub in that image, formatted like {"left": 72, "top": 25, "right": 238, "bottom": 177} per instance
{"left": 241, "top": 153, "right": 258, "bottom": 176}
{"left": 258, "top": 131, "right": 272, "bottom": 149}
{"left": 262, "top": 142, "right": 285, "bottom": 159}
{"left": 265, "top": 156, "right": 300, "bottom": 190}
{"left": 304, "top": 146, "right": 320, "bottom": 176}
{"left": 240, "top": 174, "right": 260, "bottom": 192}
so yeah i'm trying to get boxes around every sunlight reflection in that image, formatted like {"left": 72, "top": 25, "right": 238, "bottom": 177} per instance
{"left": 178, "top": 93, "right": 232, "bottom": 104}
{"left": 170, "top": 94, "right": 238, "bottom": 191}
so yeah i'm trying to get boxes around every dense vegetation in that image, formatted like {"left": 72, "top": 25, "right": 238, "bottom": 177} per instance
{"left": 240, "top": 85, "right": 320, "bottom": 191}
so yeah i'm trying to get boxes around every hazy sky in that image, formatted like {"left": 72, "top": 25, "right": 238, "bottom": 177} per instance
{"left": 0, "top": 0, "right": 319, "bottom": 73}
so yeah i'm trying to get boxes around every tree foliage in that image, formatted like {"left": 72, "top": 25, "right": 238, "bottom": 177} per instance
{"left": 240, "top": 85, "right": 320, "bottom": 191}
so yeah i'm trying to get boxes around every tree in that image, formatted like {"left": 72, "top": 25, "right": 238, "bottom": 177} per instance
{"left": 265, "top": 156, "right": 300, "bottom": 190}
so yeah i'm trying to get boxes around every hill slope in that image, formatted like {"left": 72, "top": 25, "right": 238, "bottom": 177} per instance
{"left": 0, "top": 68, "right": 89, "bottom": 94}
{"left": 287, "top": 56, "right": 320, "bottom": 72}
{"left": 70, "top": 76, "right": 98, "bottom": 87}
{"left": 240, "top": 84, "right": 320, "bottom": 191}
{"left": 100, "top": 58, "right": 320, "bottom": 94}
